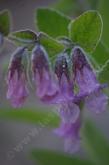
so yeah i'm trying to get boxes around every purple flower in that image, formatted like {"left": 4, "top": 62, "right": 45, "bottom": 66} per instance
{"left": 31, "top": 44, "right": 58, "bottom": 100}
{"left": 59, "top": 101, "right": 80, "bottom": 124}
{"left": 54, "top": 110, "right": 81, "bottom": 153}
{"left": 54, "top": 54, "right": 74, "bottom": 103}
{"left": 6, "top": 47, "right": 29, "bottom": 108}
{"left": 85, "top": 89, "right": 108, "bottom": 114}
{"left": 72, "top": 47, "right": 108, "bottom": 113}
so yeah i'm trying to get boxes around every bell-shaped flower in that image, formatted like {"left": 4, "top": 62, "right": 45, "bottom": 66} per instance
{"left": 54, "top": 54, "right": 74, "bottom": 103}
{"left": 6, "top": 47, "right": 29, "bottom": 108}
{"left": 54, "top": 109, "right": 81, "bottom": 153}
{"left": 31, "top": 44, "right": 58, "bottom": 100}
{"left": 72, "top": 47, "right": 108, "bottom": 113}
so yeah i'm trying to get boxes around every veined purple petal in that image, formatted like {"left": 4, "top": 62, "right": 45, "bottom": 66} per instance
{"left": 7, "top": 72, "right": 29, "bottom": 108}
{"left": 72, "top": 47, "right": 100, "bottom": 95}
{"left": 75, "top": 67, "right": 100, "bottom": 95}
{"left": 32, "top": 44, "right": 59, "bottom": 101}
{"left": 54, "top": 54, "right": 74, "bottom": 103}
{"left": 6, "top": 47, "right": 29, "bottom": 108}
{"left": 59, "top": 73, "right": 73, "bottom": 101}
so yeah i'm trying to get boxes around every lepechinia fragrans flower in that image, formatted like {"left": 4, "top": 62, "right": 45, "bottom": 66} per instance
{"left": 31, "top": 44, "right": 58, "bottom": 100}
{"left": 6, "top": 47, "right": 29, "bottom": 108}
{"left": 72, "top": 47, "right": 108, "bottom": 113}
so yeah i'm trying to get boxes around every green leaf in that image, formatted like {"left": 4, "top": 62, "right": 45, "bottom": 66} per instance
{"left": 0, "top": 109, "right": 59, "bottom": 127}
{"left": 9, "top": 30, "right": 37, "bottom": 44}
{"left": 40, "top": 33, "right": 64, "bottom": 60}
{"left": 82, "top": 120, "right": 109, "bottom": 165}
{"left": 36, "top": 8, "right": 71, "bottom": 38}
{"left": 0, "top": 10, "right": 11, "bottom": 36}
{"left": 31, "top": 150, "right": 94, "bottom": 165}
{"left": 98, "top": 60, "right": 109, "bottom": 83}
{"left": 99, "top": 0, "right": 109, "bottom": 46}
{"left": 69, "top": 10, "right": 103, "bottom": 52}
{"left": 92, "top": 41, "right": 109, "bottom": 68}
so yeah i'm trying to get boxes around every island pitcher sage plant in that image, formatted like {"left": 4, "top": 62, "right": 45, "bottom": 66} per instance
{"left": 2, "top": 8, "right": 108, "bottom": 153}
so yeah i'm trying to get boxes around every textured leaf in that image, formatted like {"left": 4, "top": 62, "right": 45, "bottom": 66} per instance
{"left": 31, "top": 150, "right": 94, "bottom": 165}
{"left": 0, "top": 10, "right": 11, "bottom": 36}
{"left": 69, "top": 10, "right": 103, "bottom": 52}
{"left": 36, "top": 8, "right": 71, "bottom": 38}
{"left": 82, "top": 120, "right": 109, "bottom": 165}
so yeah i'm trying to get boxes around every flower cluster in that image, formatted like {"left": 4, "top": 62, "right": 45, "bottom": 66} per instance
{"left": 6, "top": 44, "right": 108, "bottom": 153}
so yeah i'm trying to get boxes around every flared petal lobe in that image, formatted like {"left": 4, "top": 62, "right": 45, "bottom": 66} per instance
{"left": 54, "top": 112, "right": 81, "bottom": 153}
{"left": 85, "top": 89, "right": 108, "bottom": 113}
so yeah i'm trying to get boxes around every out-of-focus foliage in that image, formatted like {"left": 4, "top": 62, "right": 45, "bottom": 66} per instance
{"left": 99, "top": 0, "right": 109, "bottom": 47}
{"left": 0, "top": 10, "right": 11, "bottom": 36}
{"left": 53, "top": 0, "right": 99, "bottom": 16}
{"left": 0, "top": 109, "right": 59, "bottom": 127}
{"left": 31, "top": 149, "right": 94, "bottom": 165}
{"left": 82, "top": 120, "right": 109, "bottom": 165}
{"left": 31, "top": 119, "right": 109, "bottom": 165}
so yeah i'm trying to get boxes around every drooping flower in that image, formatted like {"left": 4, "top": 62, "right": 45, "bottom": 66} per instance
{"left": 54, "top": 54, "right": 74, "bottom": 103}
{"left": 54, "top": 109, "right": 81, "bottom": 153}
{"left": 53, "top": 54, "right": 81, "bottom": 153}
{"left": 31, "top": 44, "right": 58, "bottom": 100}
{"left": 72, "top": 47, "right": 108, "bottom": 113}
{"left": 6, "top": 47, "right": 29, "bottom": 108}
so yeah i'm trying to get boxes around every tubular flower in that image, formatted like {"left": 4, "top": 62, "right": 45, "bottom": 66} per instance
{"left": 54, "top": 54, "right": 73, "bottom": 103}
{"left": 6, "top": 47, "right": 29, "bottom": 108}
{"left": 72, "top": 47, "right": 108, "bottom": 113}
{"left": 54, "top": 112, "right": 81, "bottom": 153}
{"left": 31, "top": 44, "right": 58, "bottom": 100}
{"left": 53, "top": 54, "right": 81, "bottom": 153}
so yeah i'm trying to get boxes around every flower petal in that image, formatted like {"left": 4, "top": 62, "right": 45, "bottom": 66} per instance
{"left": 85, "top": 90, "right": 108, "bottom": 113}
